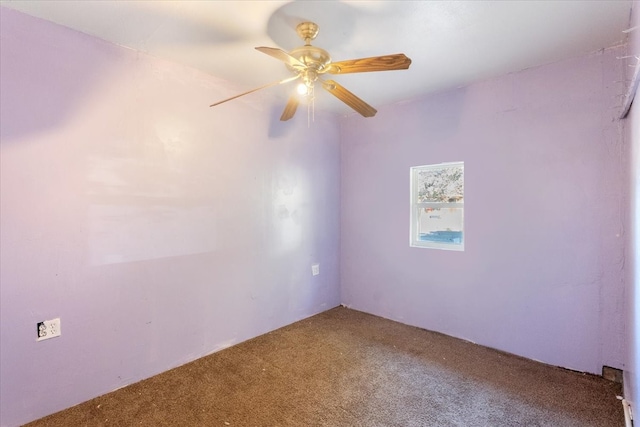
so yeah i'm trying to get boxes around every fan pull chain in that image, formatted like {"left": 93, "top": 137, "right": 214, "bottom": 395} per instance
{"left": 307, "top": 85, "right": 316, "bottom": 128}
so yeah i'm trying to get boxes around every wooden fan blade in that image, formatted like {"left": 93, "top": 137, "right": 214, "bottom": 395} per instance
{"left": 280, "top": 96, "right": 299, "bottom": 121}
{"left": 326, "top": 53, "right": 411, "bottom": 74}
{"left": 321, "top": 80, "right": 377, "bottom": 118}
{"left": 210, "top": 75, "right": 299, "bottom": 107}
{"left": 255, "top": 46, "right": 306, "bottom": 69}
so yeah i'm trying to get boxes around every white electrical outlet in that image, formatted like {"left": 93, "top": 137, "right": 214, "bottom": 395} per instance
{"left": 36, "top": 318, "right": 61, "bottom": 341}
{"left": 312, "top": 264, "right": 320, "bottom": 276}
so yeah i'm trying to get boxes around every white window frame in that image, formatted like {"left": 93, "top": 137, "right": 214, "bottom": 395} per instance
{"left": 410, "top": 162, "right": 464, "bottom": 251}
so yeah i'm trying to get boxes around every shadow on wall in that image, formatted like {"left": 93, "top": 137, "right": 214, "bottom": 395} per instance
{"left": 1, "top": 7, "right": 268, "bottom": 267}
{"left": 0, "top": 8, "right": 120, "bottom": 142}
{"left": 367, "top": 86, "right": 469, "bottom": 149}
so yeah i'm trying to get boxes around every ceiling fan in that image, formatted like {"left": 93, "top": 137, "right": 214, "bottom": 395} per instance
{"left": 210, "top": 22, "right": 412, "bottom": 121}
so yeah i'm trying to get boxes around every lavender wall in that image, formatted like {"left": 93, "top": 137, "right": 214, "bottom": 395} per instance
{"left": 624, "top": 0, "right": 640, "bottom": 411}
{"left": 340, "top": 47, "right": 627, "bottom": 375}
{"left": 0, "top": 9, "right": 340, "bottom": 427}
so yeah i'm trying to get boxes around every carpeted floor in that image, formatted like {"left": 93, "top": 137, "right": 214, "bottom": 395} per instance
{"left": 25, "top": 307, "right": 623, "bottom": 427}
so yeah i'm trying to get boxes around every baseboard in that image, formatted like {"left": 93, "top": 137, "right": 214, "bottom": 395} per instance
{"left": 619, "top": 397, "right": 634, "bottom": 427}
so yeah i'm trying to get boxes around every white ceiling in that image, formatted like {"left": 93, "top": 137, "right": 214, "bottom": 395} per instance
{"left": 0, "top": 1, "right": 634, "bottom": 115}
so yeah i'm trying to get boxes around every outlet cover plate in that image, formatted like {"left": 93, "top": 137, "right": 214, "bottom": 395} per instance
{"left": 37, "top": 318, "right": 61, "bottom": 341}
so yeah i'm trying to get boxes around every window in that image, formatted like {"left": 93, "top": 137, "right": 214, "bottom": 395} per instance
{"left": 410, "top": 162, "right": 464, "bottom": 250}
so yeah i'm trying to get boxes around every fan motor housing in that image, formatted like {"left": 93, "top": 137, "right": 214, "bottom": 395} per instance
{"left": 288, "top": 45, "right": 332, "bottom": 72}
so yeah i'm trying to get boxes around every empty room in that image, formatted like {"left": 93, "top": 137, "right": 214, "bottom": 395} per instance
{"left": 1, "top": 1, "right": 639, "bottom": 426}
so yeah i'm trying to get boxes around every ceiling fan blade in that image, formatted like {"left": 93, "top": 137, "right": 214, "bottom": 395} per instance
{"left": 255, "top": 46, "right": 306, "bottom": 69}
{"left": 210, "top": 75, "right": 299, "bottom": 107}
{"left": 326, "top": 53, "right": 411, "bottom": 74}
{"left": 321, "top": 79, "right": 377, "bottom": 118}
{"left": 280, "top": 96, "right": 299, "bottom": 121}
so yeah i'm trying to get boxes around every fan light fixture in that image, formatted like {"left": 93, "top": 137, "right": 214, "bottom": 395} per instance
{"left": 210, "top": 22, "right": 412, "bottom": 122}
{"left": 296, "top": 83, "right": 307, "bottom": 95}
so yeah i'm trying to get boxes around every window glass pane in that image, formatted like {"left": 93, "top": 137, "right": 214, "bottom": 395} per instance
{"left": 417, "top": 207, "right": 463, "bottom": 245}
{"left": 416, "top": 166, "right": 464, "bottom": 203}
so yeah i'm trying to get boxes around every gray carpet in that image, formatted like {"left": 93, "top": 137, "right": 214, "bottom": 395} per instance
{"left": 25, "top": 307, "right": 623, "bottom": 426}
